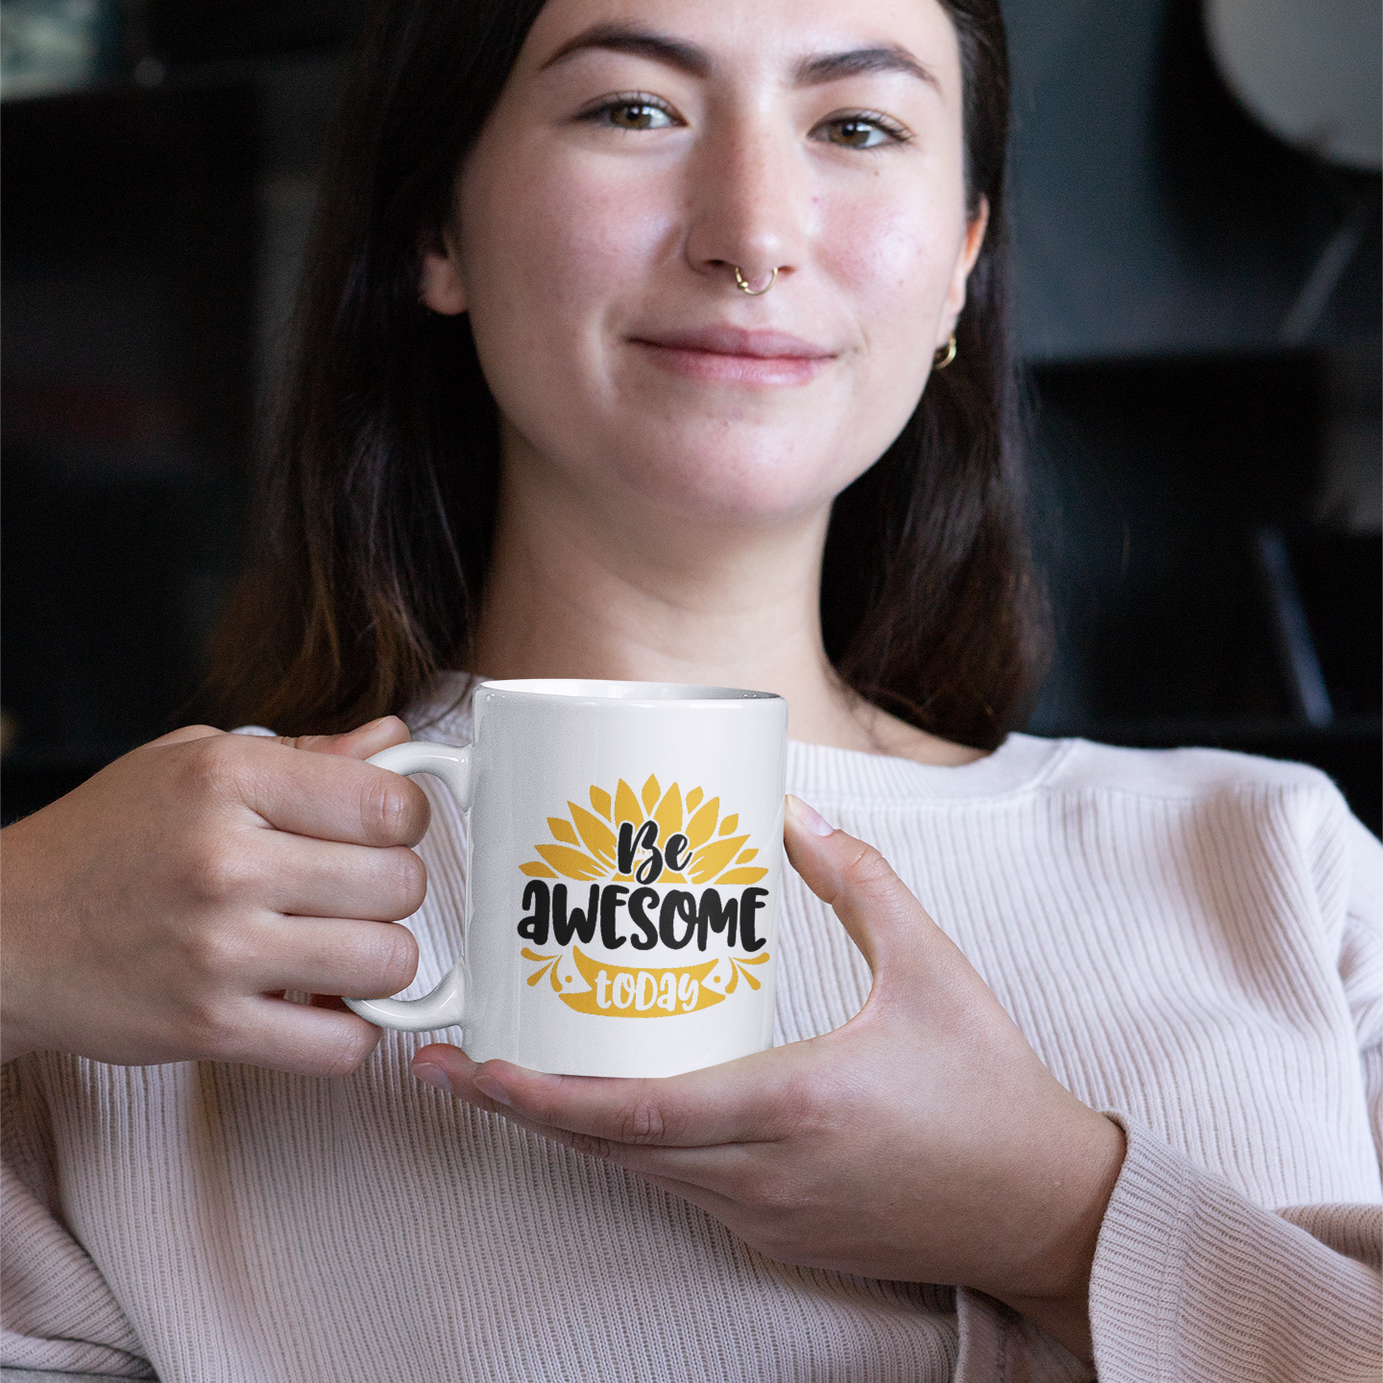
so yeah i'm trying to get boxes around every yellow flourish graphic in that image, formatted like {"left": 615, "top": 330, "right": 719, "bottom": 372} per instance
{"left": 522, "top": 946, "right": 771, "bottom": 1018}
{"left": 518, "top": 776, "right": 768, "bottom": 888}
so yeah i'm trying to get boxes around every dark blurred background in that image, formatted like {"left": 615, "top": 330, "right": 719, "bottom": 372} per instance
{"left": 3, "top": 0, "right": 1380, "bottom": 832}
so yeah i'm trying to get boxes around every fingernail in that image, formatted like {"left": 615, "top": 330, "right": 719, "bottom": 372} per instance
{"left": 411, "top": 1061, "right": 454, "bottom": 1096}
{"left": 787, "top": 793, "right": 834, "bottom": 837}
{"left": 473, "top": 1073, "right": 512, "bottom": 1106}
{"left": 361, "top": 716, "right": 390, "bottom": 731}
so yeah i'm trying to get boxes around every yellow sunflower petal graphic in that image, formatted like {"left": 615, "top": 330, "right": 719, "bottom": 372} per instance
{"left": 714, "top": 866, "right": 769, "bottom": 885}
{"left": 535, "top": 843, "right": 607, "bottom": 880}
{"left": 548, "top": 817, "right": 580, "bottom": 846}
{"left": 686, "top": 797, "right": 719, "bottom": 847}
{"left": 568, "top": 804, "right": 617, "bottom": 866}
{"left": 614, "top": 779, "right": 642, "bottom": 828}
{"left": 689, "top": 834, "right": 750, "bottom": 884}
{"left": 653, "top": 783, "right": 683, "bottom": 840}
{"left": 527, "top": 782, "right": 771, "bottom": 888}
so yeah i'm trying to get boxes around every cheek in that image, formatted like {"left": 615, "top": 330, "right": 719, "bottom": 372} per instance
{"left": 455, "top": 146, "right": 678, "bottom": 472}
{"left": 812, "top": 186, "right": 959, "bottom": 461}
{"left": 819, "top": 183, "right": 960, "bottom": 345}
{"left": 460, "top": 148, "right": 674, "bottom": 352}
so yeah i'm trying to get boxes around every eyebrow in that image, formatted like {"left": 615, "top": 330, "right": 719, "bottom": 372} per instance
{"left": 795, "top": 45, "right": 940, "bottom": 93}
{"left": 541, "top": 24, "right": 711, "bottom": 78}
{"left": 541, "top": 24, "right": 940, "bottom": 94}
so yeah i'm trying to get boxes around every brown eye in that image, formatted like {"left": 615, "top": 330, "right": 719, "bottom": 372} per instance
{"left": 604, "top": 102, "right": 674, "bottom": 131}
{"left": 823, "top": 118, "right": 891, "bottom": 149}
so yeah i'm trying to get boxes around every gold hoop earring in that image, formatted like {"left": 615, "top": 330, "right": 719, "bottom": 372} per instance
{"left": 933, "top": 333, "right": 957, "bottom": 369}
{"left": 733, "top": 265, "right": 777, "bottom": 296}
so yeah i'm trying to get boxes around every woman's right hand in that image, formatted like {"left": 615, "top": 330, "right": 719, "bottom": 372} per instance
{"left": 0, "top": 717, "right": 430, "bottom": 1076}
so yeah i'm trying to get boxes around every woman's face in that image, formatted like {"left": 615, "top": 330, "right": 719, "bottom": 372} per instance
{"left": 423, "top": 0, "right": 985, "bottom": 530}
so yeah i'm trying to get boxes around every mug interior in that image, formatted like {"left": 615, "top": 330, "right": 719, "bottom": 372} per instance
{"left": 480, "top": 678, "right": 780, "bottom": 704}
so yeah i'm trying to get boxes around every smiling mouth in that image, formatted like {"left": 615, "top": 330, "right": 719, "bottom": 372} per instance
{"left": 629, "top": 325, "right": 836, "bottom": 387}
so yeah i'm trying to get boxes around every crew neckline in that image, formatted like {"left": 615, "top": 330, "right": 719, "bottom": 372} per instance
{"left": 410, "top": 671, "right": 1070, "bottom": 805}
{"left": 784, "top": 733, "right": 1070, "bottom": 803}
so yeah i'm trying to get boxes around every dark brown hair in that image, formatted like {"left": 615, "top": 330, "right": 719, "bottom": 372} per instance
{"left": 206, "top": 0, "right": 1047, "bottom": 747}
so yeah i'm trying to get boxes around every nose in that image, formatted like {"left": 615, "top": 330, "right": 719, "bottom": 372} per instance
{"left": 684, "top": 113, "right": 806, "bottom": 292}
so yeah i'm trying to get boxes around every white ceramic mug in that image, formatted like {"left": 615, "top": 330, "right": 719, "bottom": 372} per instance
{"left": 345, "top": 679, "right": 787, "bottom": 1078}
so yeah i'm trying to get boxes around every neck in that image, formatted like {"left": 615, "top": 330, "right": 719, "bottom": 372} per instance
{"left": 471, "top": 445, "right": 984, "bottom": 767}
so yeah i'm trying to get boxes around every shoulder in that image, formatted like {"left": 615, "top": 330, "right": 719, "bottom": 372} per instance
{"left": 790, "top": 733, "right": 1347, "bottom": 821}
{"left": 1041, "top": 735, "right": 1344, "bottom": 804}
{"left": 1038, "top": 737, "right": 1378, "bottom": 904}
{"left": 1010, "top": 740, "right": 1381, "bottom": 958}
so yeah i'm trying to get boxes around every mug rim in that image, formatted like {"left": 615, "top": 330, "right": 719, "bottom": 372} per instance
{"left": 478, "top": 678, "right": 783, "bottom": 706}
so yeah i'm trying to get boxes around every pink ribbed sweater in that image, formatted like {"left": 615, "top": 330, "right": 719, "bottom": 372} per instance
{"left": 4, "top": 681, "right": 1380, "bottom": 1381}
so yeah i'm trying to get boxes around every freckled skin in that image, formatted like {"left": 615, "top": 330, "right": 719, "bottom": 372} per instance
{"left": 424, "top": 0, "right": 983, "bottom": 531}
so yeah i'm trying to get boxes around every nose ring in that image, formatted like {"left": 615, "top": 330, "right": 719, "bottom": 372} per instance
{"left": 733, "top": 265, "right": 777, "bottom": 296}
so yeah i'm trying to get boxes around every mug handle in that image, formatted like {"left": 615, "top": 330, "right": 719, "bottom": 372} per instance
{"left": 342, "top": 741, "right": 473, "bottom": 1032}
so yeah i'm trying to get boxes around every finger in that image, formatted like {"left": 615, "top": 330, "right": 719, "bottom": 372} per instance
{"left": 143, "top": 717, "right": 409, "bottom": 757}
{"left": 176, "top": 733, "right": 432, "bottom": 847}
{"left": 246, "top": 832, "right": 428, "bottom": 920}
{"left": 145, "top": 724, "right": 224, "bottom": 747}
{"left": 566, "top": 1135, "right": 764, "bottom": 1189}
{"left": 218, "top": 993, "right": 385, "bottom": 1078}
{"left": 249, "top": 917, "right": 419, "bottom": 998}
{"left": 409, "top": 1048, "right": 677, "bottom": 1154}
{"left": 783, "top": 794, "right": 946, "bottom": 981}
{"left": 410, "top": 1052, "right": 767, "bottom": 1194}
{"left": 412, "top": 1044, "right": 809, "bottom": 1148}
{"left": 277, "top": 715, "right": 412, "bottom": 761}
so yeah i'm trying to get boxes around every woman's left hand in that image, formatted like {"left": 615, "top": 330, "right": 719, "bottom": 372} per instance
{"left": 412, "top": 795, "right": 1124, "bottom": 1364}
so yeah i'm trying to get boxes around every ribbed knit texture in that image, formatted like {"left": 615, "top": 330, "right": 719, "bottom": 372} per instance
{"left": 4, "top": 676, "right": 1380, "bottom": 1381}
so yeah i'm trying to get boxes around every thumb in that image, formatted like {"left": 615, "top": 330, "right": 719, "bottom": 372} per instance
{"left": 278, "top": 715, "right": 412, "bottom": 761}
{"left": 146, "top": 717, "right": 412, "bottom": 761}
{"left": 783, "top": 794, "right": 950, "bottom": 989}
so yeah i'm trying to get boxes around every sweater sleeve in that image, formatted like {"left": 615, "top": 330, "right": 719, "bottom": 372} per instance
{"left": 951, "top": 1115, "right": 1381, "bottom": 1383}
{"left": 955, "top": 800, "right": 1383, "bottom": 1383}
{"left": 1081, "top": 814, "right": 1383, "bottom": 1382}
{"left": 1, "top": 1059, "right": 155, "bottom": 1379}
{"left": 1086, "top": 1114, "right": 1381, "bottom": 1382}
{"left": 1341, "top": 815, "right": 1383, "bottom": 1165}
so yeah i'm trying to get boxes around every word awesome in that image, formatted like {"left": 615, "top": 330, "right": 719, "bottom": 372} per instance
{"left": 518, "top": 881, "right": 770, "bottom": 953}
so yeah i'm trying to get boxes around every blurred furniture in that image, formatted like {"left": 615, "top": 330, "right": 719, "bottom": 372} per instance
{"left": 2, "top": 0, "right": 1379, "bottom": 832}
{"left": 1007, "top": 0, "right": 1381, "bottom": 832}
{"left": 2, "top": 3, "right": 356, "bottom": 820}
{"left": 2, "top": 78, "right": 256, "bottom": 816}
{"left": 0, "top": 0, "right": 125, "bottom": 100}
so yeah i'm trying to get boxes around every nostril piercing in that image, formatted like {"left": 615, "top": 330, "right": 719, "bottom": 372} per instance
{"left": 735, "top": 266, "right": 780, "bottom": 297}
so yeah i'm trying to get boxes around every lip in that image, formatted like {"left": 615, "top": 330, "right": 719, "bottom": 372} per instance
{"left": 629, "top": 325, "right": 836, "bottom": 386}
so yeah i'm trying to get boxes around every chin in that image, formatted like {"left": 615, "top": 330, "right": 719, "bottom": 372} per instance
{"left": 601, "top": 433, "right": 863, "bottom": 526}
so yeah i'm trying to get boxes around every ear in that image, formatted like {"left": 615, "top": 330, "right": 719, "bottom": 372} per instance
{"left": 419, "top": 234, "right": 468, "bottom": 316}
{"left": 937, "top": 195, "right": 989, "bottom": 347}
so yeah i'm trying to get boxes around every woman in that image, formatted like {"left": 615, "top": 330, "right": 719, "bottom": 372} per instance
{"left": 3, "top": 0, "right": 1378, "bottom": 1378}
